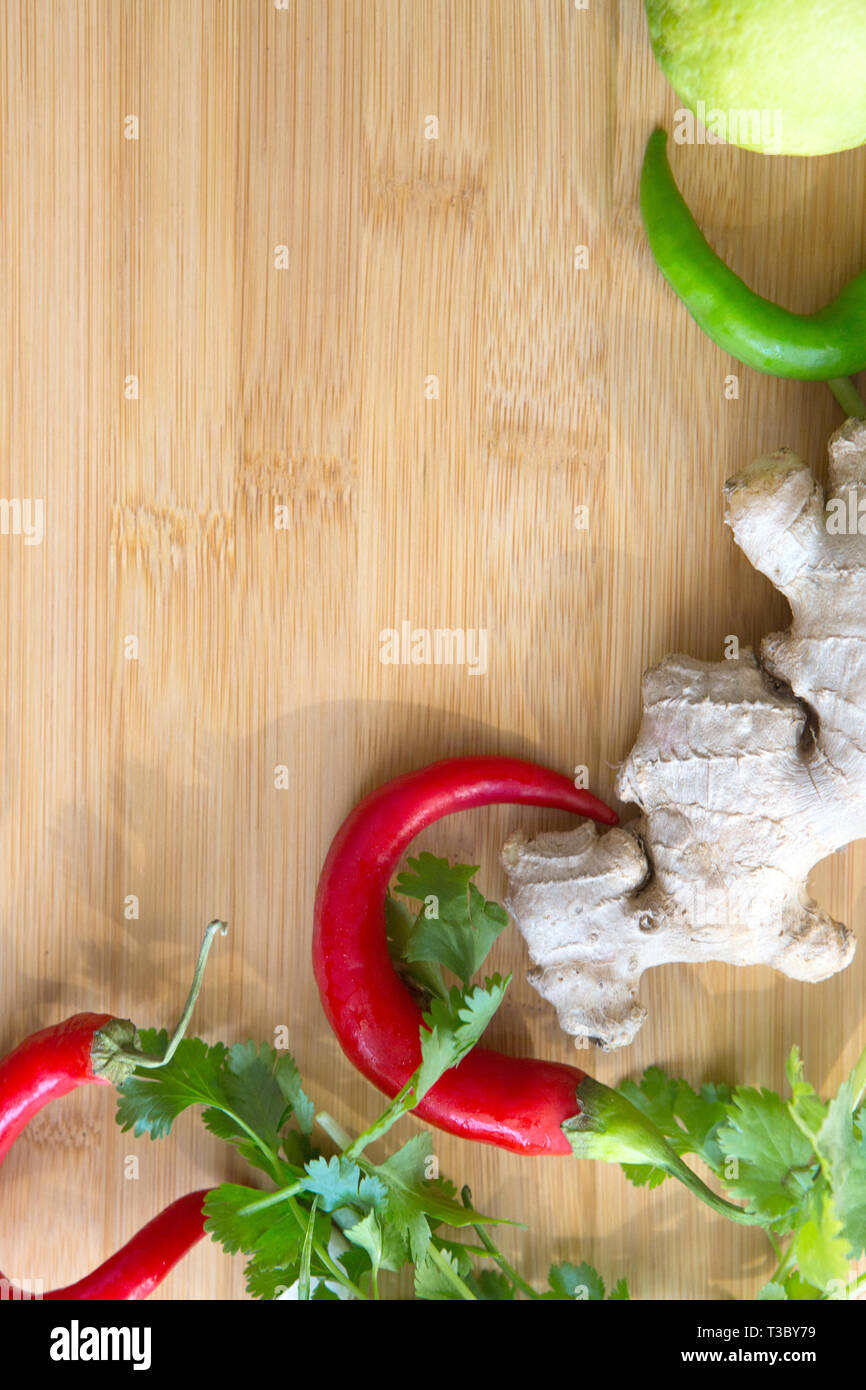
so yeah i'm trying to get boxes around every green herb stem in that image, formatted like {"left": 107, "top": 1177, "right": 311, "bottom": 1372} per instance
{"left": 315, "top": 1111, "right": 354, "bottom": 1150}
{"left": 345, "top": 1082, "right": 416, "bottom": 1158}
{"left": 767, "top": 1244, "right": 797, "bottom": 1289}
{"left": 850, "top": 1045, "right": 866, "bottom": 1111}
{"left": 426, "top": 1243, "right": 476, "bottom": 1301}
{"left": 239, "top": 1183, "right": 304, "bottom": 1217}
{"left": 285, "top": 1195, "right": 370, "bottom": 1301}
{"left": 460, "top": 1186, "right": 539, "bottom": 1299}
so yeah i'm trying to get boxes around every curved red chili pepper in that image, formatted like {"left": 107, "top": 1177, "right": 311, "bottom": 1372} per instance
{"left": 313, "top": 756, "right": 619, "bottom": 1157}
{"left": 0, "top": 1012, "right": 207, "bottom": 1299}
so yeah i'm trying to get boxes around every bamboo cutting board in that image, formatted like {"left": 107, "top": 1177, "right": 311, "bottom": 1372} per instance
{"left": 1, "top": 0, "right": 865, "bottom": 1300}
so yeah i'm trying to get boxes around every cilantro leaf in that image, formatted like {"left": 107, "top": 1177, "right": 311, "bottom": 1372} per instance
{"left": 371, "top": 1134, "right": 435, "bottom": 1265}
{"left": 414, "top": 1249, "right": 466, "bottom": 1300}
{"left": 369, "top": 1132, "right": 501, "bottom": 1268}
{"left": 281, "top": 1128, "right": 312, "bottom": 1169}
{"left": 675, "top": 1080, "right": 735, "bottom": 1170}
{"left": 385, "top": 894, "right": 448, "bottom": 1001}
{"left": 783, "top": 1272, "right": 824, "bottom": 1301}
{"left": 791, "top": 1187, "right": 850, "bottom": 1289}
{"left": 816, "top": 1077, "right": 866, "bottom": 1260}
{"left": 242, "top": 1206, "right": 304, "bottom": 1268}
{"left": 617, "top": 1066, "right": 733, "bottom": 1187}
{"left": 785, "top": 1046, "right": 827, "bottom": 1138}
{"left": 393, "top": 854, "right": 509, "bottom": 987}
{"left": 335, "top": 1245, "right": 372, "bottom": 1287}
{"left": 465, "top": 1269, "right": 516, "bottom": 1300}
{"left": 303, "top": 1156, "right": 388, "bottom": 1215}
{"left": 429, "top": 1237, "right": 474, "bottom": 1277}
{"left": 206, "top": 1186, "right": 333, "bottom": 1302}
{"left": 112, "top": 984, "right": 630, "bottom": 1303}
{"left": 200, "top": 1106, "right": 280, "bottom": 1177}
{"left": 274, "top": 1051, "right": 315, "bottom": 1135}
{"left": 426, "top": 1173, "right": 460, "bottom": 1204}
{"left": 115, "top": 1031, "right": 228, "bottom": 1139}
{"left": 243, "top": 1210, "right": 306, "bottom": 1299}
{"left": 415, "top": 975, "right": 510, "bottom": 1101}
{"left": 547, "top": 1261, "right": 606, "bottom": 1301}
{"left": 220, "top": 1041, "right": 287, "bottom": 1157}
{"left": 343, "top": 1211, "right": 384, "bottom": 1278}
{"left": 619, "top": 1162, "right": 669, "bottom": 1190}
{"left": 716, "top": 1087, "right": 817, "bottom": 1232}
{"left": 345, "top": 975, "right": 511, "bottom": 1158}
{"left": 757, "top": 1273, "right": 822, "bottom": 1301}
{"left": 246, "top": 1260, "right": 301, "bottom": 1301}
{"left": 756, "top": 1281, "right": 788, "bottom": 1300}
{"left": 311, "top": 1282, "right": 341, "bottom": 1301}
{"left": 756, "top": 1273, "right": 828, "bottom": 1301}
{"left": 202, "top": 1183, "right": 282, "bottom": 1256}
{"left": 116, "top": 1031, "right": 314, "bottom": 1186}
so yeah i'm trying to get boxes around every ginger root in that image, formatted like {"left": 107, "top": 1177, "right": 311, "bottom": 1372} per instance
{"left": 503, "top": 419, "right": 866, "bottom": 1049}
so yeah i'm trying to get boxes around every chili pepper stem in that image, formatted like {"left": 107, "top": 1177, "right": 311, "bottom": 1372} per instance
{"left": 91, "top": 920, "right": 228, "bottom": 1084}
{"left": 563, "top": 1076, "right": 766, "bottom": 1227}
{"left": 134, "top": 920, "right": 228, "bottom": 1069}
{"left": 828, "top": 377, "right": 866, "bottom": 419}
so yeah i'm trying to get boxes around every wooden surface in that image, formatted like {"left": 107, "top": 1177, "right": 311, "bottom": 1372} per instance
{"left": 1, "top": 0, "right": 865, "bottom": 1301}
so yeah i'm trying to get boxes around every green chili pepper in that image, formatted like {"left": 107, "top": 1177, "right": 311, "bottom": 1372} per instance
{"left": 639, "top": 129, "right": 866, "bottom": 386}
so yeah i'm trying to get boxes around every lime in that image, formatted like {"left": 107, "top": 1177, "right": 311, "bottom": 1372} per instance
{"left": 645, "top": 0, "right": 866, "bottom": 155}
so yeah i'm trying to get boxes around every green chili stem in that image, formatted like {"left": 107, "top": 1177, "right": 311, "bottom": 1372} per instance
{"left": 828, "top": 377, "right": 866, "bottom": 419}
{"left": 564, "top": 1077, "right": 764, "bottom": 1226}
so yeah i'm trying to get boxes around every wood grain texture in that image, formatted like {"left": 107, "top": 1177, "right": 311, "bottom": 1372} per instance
{"left": 0, "top": 0, "right": 864, "bottom": 1300}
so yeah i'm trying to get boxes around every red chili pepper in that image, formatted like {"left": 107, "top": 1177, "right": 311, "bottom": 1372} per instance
{"left": 0, "top": 1012, "right": 208, "bottom": 1299}
{"left": 0, "top": 923, "right": 227, "bottom": 1299}
{"left": 313, "top": 756, "right": 619, "bottom": 1157}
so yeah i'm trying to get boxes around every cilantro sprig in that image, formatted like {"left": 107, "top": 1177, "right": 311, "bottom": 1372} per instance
{"left": 613, "top": 1044, "right": 866, "bottom": 1300}
{"left": 386, "top": 852, "right": 510, "bottom": 997}
{"left": 114, "top": 858, "right": 626, "bottom": 1302}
